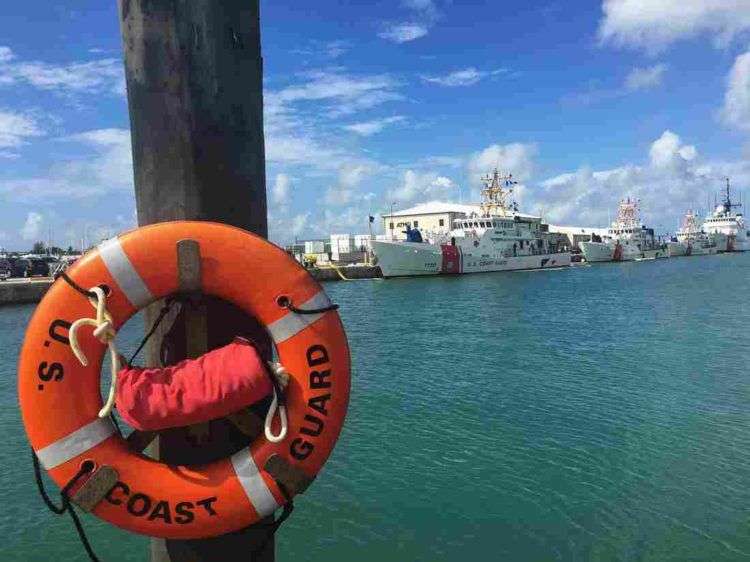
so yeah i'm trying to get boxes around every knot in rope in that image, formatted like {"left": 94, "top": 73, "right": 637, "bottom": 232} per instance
{"left": 68, "top": 286, "right": 121, "bottom": 419}
{"left": 264, "top": 361, "right": 289, "bottom": 443}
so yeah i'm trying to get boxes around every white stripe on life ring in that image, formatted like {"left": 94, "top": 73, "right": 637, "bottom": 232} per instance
{"left": 36, "top": 418, "right": 116, "bottom": 470}
{"left": 98, "top": 237, "right": 154, "bottom": 309}
{"left": 230, "top": 449, "right": 279, "bottom": 517}
{"left": 267, "top": 291, "right": 332, "bottom": 345}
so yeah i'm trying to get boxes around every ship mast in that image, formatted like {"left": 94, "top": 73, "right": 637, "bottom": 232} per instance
{"left": 720, "top": 177, "right": 742, "bottom": 215}
{"left": 615, "top": 197, "right": 641, "bottom": 229}
{"left": 479, "top": 168, "right": 516, "bottom": 217}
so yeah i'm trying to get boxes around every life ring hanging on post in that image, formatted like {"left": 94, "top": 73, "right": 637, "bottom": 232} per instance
{"left": 17, "top": 221, "right": 351, "bottom": 539}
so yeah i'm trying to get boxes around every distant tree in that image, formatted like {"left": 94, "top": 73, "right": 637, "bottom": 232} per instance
{"left": 49, "top": 246, "right": 64, "bottom": 255}
{"left": 32, "top": 241, "right": 46, "bottom": 254}
{"left": 66, "top": 246, "right": 75, "bottom": 255}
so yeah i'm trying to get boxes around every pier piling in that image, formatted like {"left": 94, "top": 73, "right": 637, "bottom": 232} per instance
{"left": 117, "top": 1, "right": 273, "bottom": 560}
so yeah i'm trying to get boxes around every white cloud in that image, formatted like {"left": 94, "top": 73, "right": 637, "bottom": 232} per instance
{"left": 316, "top": 205, "right": 374, "bottom": 236}
{"left": 290, "top": 213, "right": 310, "bottom": 236}
{"left": 422, "top": 67, "right": 508, "bottom": 87}
{"left": 66, "top": 128, "right": 130, "bottom": 146}
{"left": 721, "top": 50, "right": 750, "bottom": 131}
{"left": 564, "top": 64, "right": 667, "bottom": 107}
{"left": 265, "top": 125, "right": 345, "bottom": 169}
{"left": 649, "top": 130, "right": 697, "bottom": 169}
{"left": 416, "top": 155, "right": 464, "bottom": 168}
{"left": 536, "top": 130, "right": 747, "bottom": 230}
{"left": 0, "top": 47, "right": 13, "bottom": 63}
{"left": 0, "top": 110, "right": 43, "bottom": 148}
{"left": 388, "top": 170, "right": 457, "bottom": 203}
{"left": 325, "top": 164, "right": 372, "bottom": 206}
{"left": 264, "top": 69, "right": 403, "bottom": 180}
{"left": 272, "top": 173, "right": 291, "bottom": 205}
{"left": 625, "top": 63, "right": 667, "bottom": 91}
{"left": 290, "top": 40, "right": 351, "bottom": 60}
{"left": 379, "top": 23, "right": 430, "bottom": 43}
{"left": 20, "top": 212, "right": 44, "bottom": 241}
{"left": 379, "top": 0, "right": 442, "bottom": 43}
{"left": 598, "top": 0, "right": 750, "bottom": 51}
{"left": 344, "top": 116, "right": 405, "bottom": 136}
{"left": 272, "top": 70, "right": 402, "bottom": 117}
{"left": 0, "top": 128, "right": 133, "bottom": 203}
{"left": 60, "top": 129, "right": 133, "bottom": 190}
{"left": 0, "top": 45, "right": 124, "bottom": 97}
{"left": 402, "top": 0, "right": 437, "bottom": 14}
{"left": 468, "top": 143, "right": 537, "bottom": 182}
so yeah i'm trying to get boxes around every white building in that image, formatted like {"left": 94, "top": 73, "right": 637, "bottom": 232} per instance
{"left": 304, "top": 240, "right": 326, "bottom": 254}
{"left": 353, "top": 234, "right": 372, "bottom": 251}
{"left": 548, "top": 225, "right": 609, "bottom": 250}
{"left": 381, "top": 202, "right": 480, "bottom": 241}
{"left": 330, "top": 234, "right": 354, "bottom": 259}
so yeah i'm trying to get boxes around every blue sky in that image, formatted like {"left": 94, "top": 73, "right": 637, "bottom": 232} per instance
{"left": 0, "top": 0, "right": 749, "bottom": 250}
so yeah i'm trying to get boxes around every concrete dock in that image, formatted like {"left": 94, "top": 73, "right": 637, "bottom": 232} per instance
{"left": 0, "top": 279, "right": 54, "bottom": 306}
{"left": 0, "top": 265, "right": 382, "bottom": 306}
{"left": 310, "top": 265, "right": 382, "bottom": 282}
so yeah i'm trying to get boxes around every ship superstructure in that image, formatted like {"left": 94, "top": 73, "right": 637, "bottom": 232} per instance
{"left": 667, "top": 210, "right": 719, "bottom": 256}
{"left": 579, "top": 198, "right": 668, "bottom": 262}
{"left": 702, "top": 178, "right": 748, "bottom": 252}
{"left": 371, "top": 170, "right": 571, "bottom": 277}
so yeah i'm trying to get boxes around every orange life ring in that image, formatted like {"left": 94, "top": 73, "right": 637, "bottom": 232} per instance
{"left": 18, "top": 221, "right": 351, "bottom": 539}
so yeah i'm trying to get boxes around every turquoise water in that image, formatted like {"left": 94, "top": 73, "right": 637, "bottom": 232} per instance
{"left": 2, "top": 254, "right": 749, "bottom": 561}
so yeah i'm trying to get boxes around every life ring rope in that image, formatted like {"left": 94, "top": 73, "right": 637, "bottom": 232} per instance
{"left": 68, "top": 286, "right": 121, "bottom": 419}
{"left": 264, "top": 362, "right": 289, "bottom": 443}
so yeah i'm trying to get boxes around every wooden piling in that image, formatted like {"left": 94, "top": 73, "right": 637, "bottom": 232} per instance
{"left": 117, "top": 1, "right": 273, "bottom": 560}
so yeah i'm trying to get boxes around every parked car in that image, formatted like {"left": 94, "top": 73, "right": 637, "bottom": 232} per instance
{"left": 9, "top": 258, "right": 31, "bottom": 278}
{"left": 0, "top": 259, "right": 10, "bottom": 281}
{"left": 29, "top": 259, "right": 50, "bottom": 277}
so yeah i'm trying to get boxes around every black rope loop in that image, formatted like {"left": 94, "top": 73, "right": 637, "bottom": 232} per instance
{"left": 126, "top": 297, "right": 179, "bottom": 366}
{"left": 32, "top": 451, "right": 101, "bottom": 561}
{"left": 250, "top": 496, "right": 295, "bottom": 556}
{"left": 55, "top": 271, "right": 110, "bottom": 300}
{"left": 276, "top": 295, "right": 339, "bottom": 315}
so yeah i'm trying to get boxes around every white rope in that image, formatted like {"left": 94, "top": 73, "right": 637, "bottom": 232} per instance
{"left": 68, "top": 286, "right": 120, "bottom": 419}
{"left": 264, "top": 362, "right": 289, "bottom": 443}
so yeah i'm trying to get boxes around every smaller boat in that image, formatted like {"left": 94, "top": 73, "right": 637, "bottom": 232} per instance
{"left": 667, "top": 210, "right": 719, "bottom": 257}
{"left": 580, "top": 198, "right": 668, "bottom": 262}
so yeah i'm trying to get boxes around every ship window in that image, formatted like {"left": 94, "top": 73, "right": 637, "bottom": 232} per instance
{"left": 389, "top": 222, "right": 394, "bottom": 229}
{"left": 439, "top": 219, "right": 444, "bottom": 226}
{"left": 414, "top": 221, "right": 419, "bottom": 228}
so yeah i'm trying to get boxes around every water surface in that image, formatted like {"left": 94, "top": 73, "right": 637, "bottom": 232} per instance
{"left": 1, "top": 253, "right": 749, "bottom": 561}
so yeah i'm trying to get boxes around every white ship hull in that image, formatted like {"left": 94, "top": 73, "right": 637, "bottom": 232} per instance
{"left": 667, "top": 241, "right": 718, "bottom": 257}
{"left": 579, "top": 241, "right": 614, "bottom": 262}
{"left": 727, "top": 236, "right": 750, "bottom": 252}
{"left": 580, "top": 241, "right": 669, "bottom": 262}
{"left": 712, "top": 233, "right": 729, "bottom": 252}
{"left": 667, "top": 242, "right": 688, "bottom": 257}
{"left": 371, "top": 240, "right": 570, "bottom": 278}
{"left": 371, "top": 241, "right": 441, "bottom": 277}
{"left": 692, "top": 245, "right": 719, "bottom": 255}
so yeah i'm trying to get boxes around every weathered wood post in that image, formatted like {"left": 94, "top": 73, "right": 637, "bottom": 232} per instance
{"left": 117, "top": 1, "right": 273, "bottom": 560}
